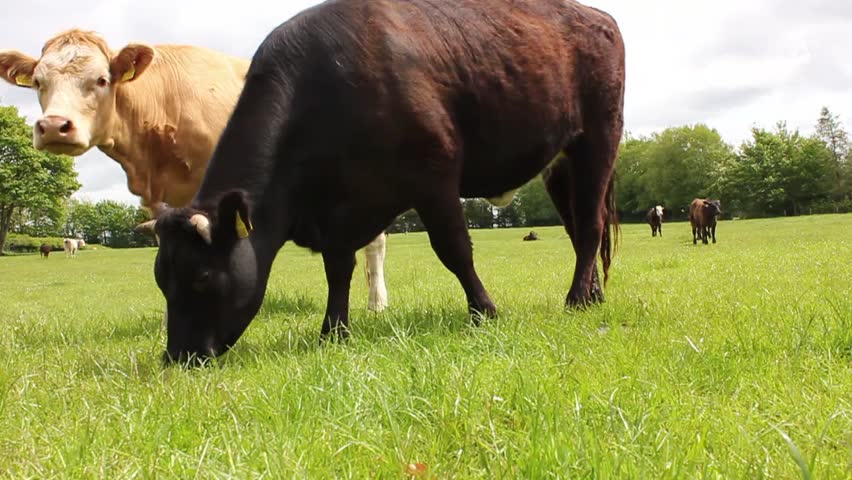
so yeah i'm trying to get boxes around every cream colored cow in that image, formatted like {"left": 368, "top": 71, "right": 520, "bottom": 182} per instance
{"left": 0, "top": 29, "right": 388, "bottom": 311}
{"left": 63, "top": 238, "right": 85, "bottom": 257}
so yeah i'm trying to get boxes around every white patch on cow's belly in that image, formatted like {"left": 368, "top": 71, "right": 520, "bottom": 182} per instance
{"left": 549, "top": 150, "right": 567, "bottom": 167}
{"left": 486, "top": 189, "right": 518, "bottom": 208}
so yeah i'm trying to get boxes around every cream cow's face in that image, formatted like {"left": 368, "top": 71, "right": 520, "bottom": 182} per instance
{"left": 0, "top": 31, "right": 154, "bottom": 156}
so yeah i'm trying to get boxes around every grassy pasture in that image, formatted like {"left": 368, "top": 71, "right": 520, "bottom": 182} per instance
{"left": 0, "top": 214, "right": 850, "bottom": 478}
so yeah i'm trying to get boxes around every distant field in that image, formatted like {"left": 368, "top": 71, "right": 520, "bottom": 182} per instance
{"left": 0, "top": 214, "right": 850, "bottom": 478}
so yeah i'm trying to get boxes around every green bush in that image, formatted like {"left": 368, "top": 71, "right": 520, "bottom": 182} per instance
{"left": 4, "top": 234, "right": 78, "bottom": 253}
{"left": 808, "top": 198, "right": 852, "bottom": 215}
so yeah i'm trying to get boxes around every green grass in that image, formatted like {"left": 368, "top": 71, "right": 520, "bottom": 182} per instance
{"left": 0, "top": 214, "right": 850, "bottom": 478}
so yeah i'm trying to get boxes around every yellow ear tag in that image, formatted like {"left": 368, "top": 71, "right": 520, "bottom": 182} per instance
{"left": 235, "top": 213, "right": 253, "bottom": 239}
{"left": 121, "top": 65, "right": 135, "bottom": 82}
{"left": 15, "top": 74, "right": 33, "bottom": 87}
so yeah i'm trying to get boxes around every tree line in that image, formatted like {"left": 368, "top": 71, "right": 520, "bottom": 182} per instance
{"left": 6, "top": 199, "right": 156, "bottom": 252}
{"left": 615, "top": 107, "right": 850, "bottom": 221}
{"left": 390, "top": 106, "right": 851, "bottom": 230}
{"left": 2, "top": 100, "right": 849, "bottom": 253}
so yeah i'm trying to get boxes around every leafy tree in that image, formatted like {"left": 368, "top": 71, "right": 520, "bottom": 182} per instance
{"left": 642, "top": 124, "right": 734, "bottom": 212}
{"left": 613, "top": 126, "right": 733, "bottom": 221}
{"left": 462, "top": 199, "right": 494, "bottom": 228}
{"left": 494, "top": 195, "right": 524, "bottom": 228}
{"left": 815, "top": 107, "right": 850, "bottom": 170}
{"left": 720, "top": 123, "right": 833, "bottom": 216}
{"left": 615, "top": 134, "right": 654, "bottom": 220}
{"left": 814, "top": 107, "right": 851, "bottom": 201}
{"left": 516, "top": 176, "right": 561, "bottom": 226}
{"left": 66, "top": 199, "right": 155, "bottom": 247}
{"left": 96, "top": 200, "right": 136, "bottom": 247}
{"left": 10, "top": 205, "right": 67, "bottom": 237}
{"left": 387, "top": 209, "right": 424, "bottom": 233}
{"left": 0, "top": 104, "right": 80, "bottom": 254}
{"left": 66, "top": 199, "right": 101, "bottom": 243}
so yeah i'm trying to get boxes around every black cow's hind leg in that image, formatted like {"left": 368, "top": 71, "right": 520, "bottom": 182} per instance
{"left": 547, "top": 160, "right": 602, "bottom": 301}
{"left": 416, "top": 194, "right": 496, "bottom": 323}
{"left": 544, "top": 134, "right": 617, "bottom": 308}
{"left": 320, "top": 250, "right": 356, "bottom": 341}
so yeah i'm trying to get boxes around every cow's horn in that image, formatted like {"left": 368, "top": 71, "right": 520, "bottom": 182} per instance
{"left": 134, "top": 219, "right": 157, "bottom": 235}
{"left": 190, "top": 214, "right": 212, "bottom": 245}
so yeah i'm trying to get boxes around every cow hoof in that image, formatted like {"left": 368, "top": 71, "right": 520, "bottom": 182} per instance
{"left": 566, "top": 295, "right": 604, "bottom": 309}
{"left": 566, "top": 294, "right": 591, "bottom": 310}
{"left": 469, "top": 301, "right": 497, "bottom": 325}
{"left": 567, "top": 287, "right": 605, "bottom": 309}
{"left": 367, "top": 298, "right": 388, "bottom": 312}
{"left": 319, "top": 328, "right": 350, "bottom": 345}
{"left": 161, "top": 350, "right": 211, "bottom": 369}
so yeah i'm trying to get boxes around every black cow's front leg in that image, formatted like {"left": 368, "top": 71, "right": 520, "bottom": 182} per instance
{"left": 320, "top": 250, "right": 356, "bottom": 341}
{"left": 416, "top": 195, "right": 496, "bottom": 323}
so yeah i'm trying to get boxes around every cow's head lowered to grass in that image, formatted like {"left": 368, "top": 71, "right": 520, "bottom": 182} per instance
{"left": 0, "top": 29, "right": 153, "bottom": 156}
{"left": 140, "top": 190, "right": 267, "bottom": 364}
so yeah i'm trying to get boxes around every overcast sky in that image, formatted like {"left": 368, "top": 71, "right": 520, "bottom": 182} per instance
{"left": 1, "top": 0, "right": 850, "bottom": 205}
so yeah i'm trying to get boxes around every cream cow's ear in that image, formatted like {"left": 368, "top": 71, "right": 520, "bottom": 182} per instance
{"left": 110, "top": 43, "right": 154, "bottom": 83}
{"left": 0, "top": 50, "right": 37, "bottom": 88}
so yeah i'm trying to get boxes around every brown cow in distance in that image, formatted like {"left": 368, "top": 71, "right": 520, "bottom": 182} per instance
{"left": 689, "top": 198, "right": 722, "bottom": 244}
{"left": 146, "top": 0, "right": 626, "bottom": 362}
{"left": 523, "top": 231, "right": 540, "bottom": 241}
{"left": 39, "top": 243, "right": 51, "bottom": 258}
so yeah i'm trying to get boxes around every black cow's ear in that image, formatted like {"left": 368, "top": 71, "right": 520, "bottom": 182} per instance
{"left": 213, "top": 190, "right": 253, "bottom": 244}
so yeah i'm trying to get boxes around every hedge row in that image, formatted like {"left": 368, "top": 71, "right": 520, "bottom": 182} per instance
{"left": 3, "top": 234, "right": 83, "bottom": 253}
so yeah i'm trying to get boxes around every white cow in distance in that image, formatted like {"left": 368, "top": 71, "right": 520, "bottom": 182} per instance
{"left": 63, "top": 238, "right": 85, "bottom": 257}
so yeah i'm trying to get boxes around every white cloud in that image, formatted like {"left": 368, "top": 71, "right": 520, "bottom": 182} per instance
{"left": 2, "top": 0, "right": 850, "bottom": 203}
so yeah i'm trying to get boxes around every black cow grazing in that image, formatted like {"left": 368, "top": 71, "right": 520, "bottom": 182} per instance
{"left": 145, "top": 0, "right": 626, "bottom": 363}
{"left": 39, "top": 243, "right": 51, "bottom": 258}
{"left": 646, "top": 205, "right": 664, "bottom": 237}
{"left": 689, "top": 198, "right": 722, "bottom": 244}
{"left": 523, "top": 231, "right": 540, "bottom": 241}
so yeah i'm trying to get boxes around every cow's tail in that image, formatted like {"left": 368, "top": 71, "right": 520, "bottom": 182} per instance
{"left": 600, "top": 174, "right": 619, "bottom": 285}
